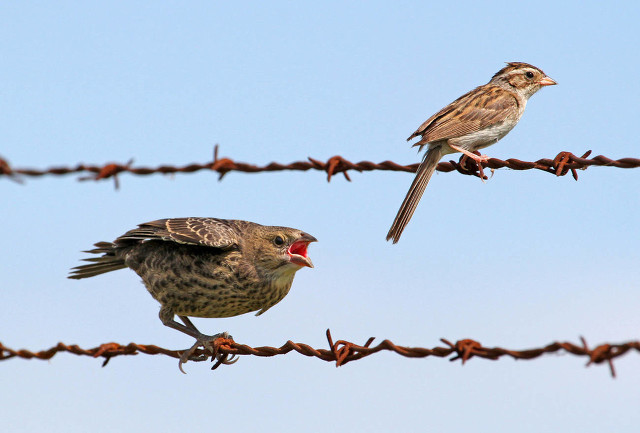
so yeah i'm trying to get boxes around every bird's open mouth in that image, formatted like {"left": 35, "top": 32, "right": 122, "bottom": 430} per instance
{"left": 287, "top": 235, "right": 316, "bottom": 268}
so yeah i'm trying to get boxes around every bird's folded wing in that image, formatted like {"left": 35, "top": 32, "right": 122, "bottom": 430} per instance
{"left": 117, "top": 217, "right": 241, "bottom": 249}
{"left": 409, "top": 85, "right": 519, "bottom": 144}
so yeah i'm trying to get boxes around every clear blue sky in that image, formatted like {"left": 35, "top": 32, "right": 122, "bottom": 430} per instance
{"left": 2, "top": 2, "right": 639, "bottom": 432}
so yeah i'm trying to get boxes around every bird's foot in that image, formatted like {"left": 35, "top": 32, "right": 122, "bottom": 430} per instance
{"left": 449, "top": 144, "right": 490, "bottom": 164}
{"left": 178, "top": 332, "right": 237, "bottom": 374}
{"left": 463, "top": 152, "right": 490, "bottom": 165}
{"left": 475, "top": 156, "right": 490, "bottom": 183}
{"left": 459, "top": 151, "right": 490, "bottom": 182}
{"left": 474, "top": 154, "right": 490, "bottom": 164}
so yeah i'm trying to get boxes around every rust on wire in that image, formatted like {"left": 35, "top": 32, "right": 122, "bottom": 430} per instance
{"left": 1, "top": 330, "right": 638, "bottom": 377}
{"left": 1, "top": 146, "right": 639, "bottom": 188}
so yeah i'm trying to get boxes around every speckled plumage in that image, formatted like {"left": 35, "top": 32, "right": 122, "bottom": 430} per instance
{"left": 69, "top": 218, "right": 316, "bottom": 345}
{"left": 387, "top": 62, "right": 556, "bottom": 243}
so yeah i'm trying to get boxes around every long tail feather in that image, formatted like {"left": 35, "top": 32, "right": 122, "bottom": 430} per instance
{"left": 386, "top": 148, "right": 442, "bottom": 243}
{"left": 68, "top": 242, "right": 126, "bottom": 279}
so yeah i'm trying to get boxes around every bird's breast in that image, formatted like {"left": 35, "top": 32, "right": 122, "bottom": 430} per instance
{"left": 446, "top": 119, "right": 520, "bottom": 153}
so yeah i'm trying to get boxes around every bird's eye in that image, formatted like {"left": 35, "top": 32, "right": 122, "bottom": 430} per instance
{"left": 525, "top": 71, "right": 534, "bottom": 79}
{"left": 274, "top": 235, "right": 285, "bottom": 246}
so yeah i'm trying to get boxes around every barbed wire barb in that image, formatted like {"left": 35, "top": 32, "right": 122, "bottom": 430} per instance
{"left": 1, "top": 146, "right": 639, "bottom": 188}
{"left": 1, "top": 330, "right": 638, "bottom": 377}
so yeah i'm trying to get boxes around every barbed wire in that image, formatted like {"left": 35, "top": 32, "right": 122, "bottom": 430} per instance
{"left": 1, "top": 146, "right": 639, "bottom": 188}
{"left": 1, "top": 330, "right": 637, "bottom": 377}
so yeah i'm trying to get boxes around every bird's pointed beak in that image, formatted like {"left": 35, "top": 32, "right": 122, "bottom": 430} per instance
{"left": 288, "top": 233, "right": 317, "bottom": 268}
{"left": 538, "top": 76, "right": 557, "bottom": 86}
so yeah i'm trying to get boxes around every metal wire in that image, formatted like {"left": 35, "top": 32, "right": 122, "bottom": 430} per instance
{"left": 1, "top": 146, "right": 638, "bottom": 188}
{"left": 1, "top": 330, "right": 637, "bottom": 377}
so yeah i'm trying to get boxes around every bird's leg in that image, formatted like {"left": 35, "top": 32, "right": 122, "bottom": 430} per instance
{"left": 449, "top": 144, "right": 490, "bottom": 163}
{"left": 177, "top": 315, "right": 207, "bottom": 338}
{"left": 158, "top": 308, "right": 236, "bottom": 373}
{"left": 177, "top": 315, "right": 236, "bottom": 365}
{"left": 449, "top": 144, "right": 490, "bottom": 182}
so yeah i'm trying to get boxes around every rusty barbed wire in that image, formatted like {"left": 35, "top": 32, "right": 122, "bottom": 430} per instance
{"left": 1, "top": 330, "right": 637, "bottom": 377}
{"left": 1, "top": 146, "right": 638, "bottom": 188}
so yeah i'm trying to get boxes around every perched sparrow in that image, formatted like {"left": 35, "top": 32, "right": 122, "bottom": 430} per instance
{"left": 386, "top": 62, "right": 556, "bottom": 243}
{"left": 69, "top": 217, "right": 316, "bottom": 369}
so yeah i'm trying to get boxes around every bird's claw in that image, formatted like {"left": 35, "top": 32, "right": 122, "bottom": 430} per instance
{"left": 459, "top": 152, "right": 490, "bottom": 182}
{"left": 476, "top": 154, "right": 490, "bottom": 164}
{"left": 178, "top": 332, "right": 235, "bottom": 374}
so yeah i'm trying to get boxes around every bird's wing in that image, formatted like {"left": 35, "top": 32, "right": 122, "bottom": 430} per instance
{"left": 407, "top": 85, "right": 519, "bottom": 144}
{"left": 117, "top": 217, "right": 242, "bottom": 249}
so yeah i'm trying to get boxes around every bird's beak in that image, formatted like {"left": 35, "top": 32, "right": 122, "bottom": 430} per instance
{"left": 538, "top": 76, "right": 557, "bottom": 86}
{"left": 288, "top": 233, "right": 317, "bottom": 268}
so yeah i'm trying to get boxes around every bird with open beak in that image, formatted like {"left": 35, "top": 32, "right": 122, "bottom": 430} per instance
{"left": 69, "top": 217, "right": 317, "bottom": 370}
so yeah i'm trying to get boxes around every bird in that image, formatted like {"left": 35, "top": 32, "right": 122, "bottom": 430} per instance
{"left": 69, "top": 217, "right": 316, "bottom": 370}
{"left": 386, "top": 62, "right": 556, "bottom": 243}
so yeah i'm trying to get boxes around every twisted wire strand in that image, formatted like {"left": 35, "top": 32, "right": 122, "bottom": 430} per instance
{"left": 2, "top": 330, "right": 637, "bottom": 377}
{"left": 1, "top": 147, "right": 637, "bottom": 188}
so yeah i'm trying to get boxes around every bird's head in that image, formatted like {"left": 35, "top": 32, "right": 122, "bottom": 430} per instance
{"left": 248, "top": 226, "right": 317, "bottom": 278}
{"left": 490, "top": 62, "right": 556, "bottom": 99}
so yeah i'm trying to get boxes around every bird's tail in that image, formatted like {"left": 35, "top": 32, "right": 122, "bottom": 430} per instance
{"left": 386, "top": 147, "right": 443, "bottom": 244}
{"left": 68, "top": 242, "right": 126, "bottom": 279}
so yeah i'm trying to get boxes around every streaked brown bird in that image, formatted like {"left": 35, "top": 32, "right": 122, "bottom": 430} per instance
{"left": 387, "top": 62, "right": 556, "bottom": 243}
{"left": 69, "top": 217, "right": 316, "bottom": 369}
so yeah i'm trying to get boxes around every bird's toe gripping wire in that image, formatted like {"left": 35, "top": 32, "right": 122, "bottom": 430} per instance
{"left": 178, "top": 332, "right": 238, "bottom": 374}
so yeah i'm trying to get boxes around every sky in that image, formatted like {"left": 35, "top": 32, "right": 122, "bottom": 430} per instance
{"left": 1, "top": 2, "right": 639, "bottom": 432}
